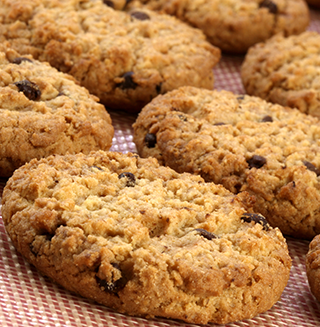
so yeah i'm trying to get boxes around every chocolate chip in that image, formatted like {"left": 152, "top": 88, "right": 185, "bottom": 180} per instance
{"left": 303, "top": 161, "right": 320, "bottom": 176}
{"left": 178, "top": 114, "right": 188, "bottom": 122}
{"left": 194, "top": 228, "right": 219, "bottom": 240}
{"left": 241, "top": 213, "right": 270, "bottom": 231}
{"left": 14, "top": 80, "right": 41, "bottom": 101}
{"left": 103, "top": 0, "right": 114, "bottom": 8}
{"left": 12, "top": 57, "right": 33, "bottom": 64}
{"left": 130, "top": 11, "right": 150, "bottom": 20}
{"left": 117, "top": 72, "right": 137, "bottom": 90}
{"left": 247, "top": 155, "right": 267, "bottom": 169}
{"left": 261, "top": 115, "right": 273, "bottom": 122}
{"left": 96, "top": 264, "right": 126, "bottom": 293}
{"left": 145, "top": 133, "right": 157, "bottom": 148}
{"left": 118, "top": 172, "right": 136, "bottom": 187}
{"left": 237, "top": 95, "right": 245, "bottom": 101}
{"left": 156, "top": 83, "right": 162, "bottom": 94}
{"left": 92, "top": 165, "right": 104, "bottom": 171}
{"left": 259, "top": 0, "right": 278, "bottom": 14}
{"left": 213, "top": 122, "right": 226, "bottom": 126}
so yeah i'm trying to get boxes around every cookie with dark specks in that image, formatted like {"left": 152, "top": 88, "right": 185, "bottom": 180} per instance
{"left": 2, "top": 150, "right": 291, "bottom": 325}
{"left": 126, "top": 0, "right": 310, "bottom": 54}
{"left": 133, "top": 86, "right": 320, "bottom": 239}
{"left": 0, "top": 43, "right": 113, "bottom": 177}
{"left": 0, "top": 0, "right": 220, "bottom": 112}
{"left": 241, "top": 31, "right": 320, "bottom": 118}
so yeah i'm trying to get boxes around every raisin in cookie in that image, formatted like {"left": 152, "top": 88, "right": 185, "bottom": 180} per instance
{"left": 0, "top": 43, "right": 113, "bottom": 177}
{"left": 133, "top": 86, "right": 320, "bottom": 239}
{"left": 306, "top": 234, "right": 320, "bottom": 302}
{"left": 241, "top": 31, "right": 320, "bottom": 118}
{"left": 1, "top": 150, "right": 291, "bottom": 325}
{"left": 126, "top": 0, "right": 310, "bottom": 54}
{"left": 0, "top": 0, "right": 220, "bottom": 113}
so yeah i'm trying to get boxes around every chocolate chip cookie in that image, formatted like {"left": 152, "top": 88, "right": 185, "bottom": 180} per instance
{"left": 0, "top": 43, "right": 113, "bottom": 177}
{"left": 133, "top": 86, "right": 320, "bottom": 239}
{"left": 241, "top": 31, "right": 320, "bottom": 118}
{"left": 1, "top": 150, "right": 291, "bottom": 325}
{"left": 126, "top": 0, "right": 310, "bottom": 53}
{"left": 0, "top": 0, "right": 220, "bottom": 112}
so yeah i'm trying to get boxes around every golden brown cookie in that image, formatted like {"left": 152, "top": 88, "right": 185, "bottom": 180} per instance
{"left": 133, "top": 86, "right": 320, "bottom": 239}
{"left": 0, "top": 43, "right": 113, "bottom": 177}
{"left": 2, "top": 150, "right": 291, "bottom": 325}
{"left": 126, "top": 0, "right": 310, "bottom": 53}
{"left": 241, "top": 31, "right": 320, "bottom": 118}
{"left": 0, "top": 0, "right": 220, "bottom": 112}
{"left": 306, "top": 234, "right": 320, "bottom": 302}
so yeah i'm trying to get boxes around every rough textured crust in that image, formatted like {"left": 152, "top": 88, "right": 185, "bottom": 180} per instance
{"left": 241, "top": 31, "right": 320, "bottom": 118}
{"left": 0, "top": 43, "right": 113, "bottom": 177}
{"left": 2, "top": 150, "right": 291, "bottom": 325}
{"left": 306, "top": 234, "right": 320, "bottom": 302}
{"left": 0, "top": 0, "right": 220, "bottom": 112}
{"left": 126, "top": 0, "right": 310, "bottom": 54}
{"left": 133, "top": 86, "right": 320, "bottom": 239}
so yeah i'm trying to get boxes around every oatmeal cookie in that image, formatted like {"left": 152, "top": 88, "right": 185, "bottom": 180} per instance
{"left": 306, "top": 234, "right": 320, "bottom": 302}
{"left": 1, "top": 150, "right": 291, "bottom": 325}
{"left": 0, "top": 43, "right": 113, "bottom": 177}
{"left": 133, "top": 86, "right": 320, "bottom": 239}
{"left": 126, "top": 0, "right": 310, "bottom": 54}
{"left": 241, "top": 31, "right": 320, "bottom": 118}
{"left": 0, "top": 0, "right": 220, "bottom": 113}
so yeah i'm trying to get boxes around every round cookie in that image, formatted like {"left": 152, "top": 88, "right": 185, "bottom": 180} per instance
{"left": 0, "top": 0, "right": 220, "bottom": 113}
{"left": 306, "top": 234, "right": 320, "bottom": 302}
{"left": 241, "top": 31, "right": 320, "bottom": 118}
{"left": 1, "top": 150, "right": 291, "bottom": 325}
{"left": 133, "top": 86, "right": 320, "bottom": 239}
{"left": 0, "top": 43, "right": 114, "bottom": 177}
{"left": 126, "top": 0, "right": 310, "bottom": 54}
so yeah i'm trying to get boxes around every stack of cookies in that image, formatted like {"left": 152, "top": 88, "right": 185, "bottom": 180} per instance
{"left": 1, "top": 0, "right": 320, "bottom": 325}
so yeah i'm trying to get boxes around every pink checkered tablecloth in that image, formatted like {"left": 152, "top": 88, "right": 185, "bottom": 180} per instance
{"left": 1, "top": 8, "right": 320, "bottom": 327}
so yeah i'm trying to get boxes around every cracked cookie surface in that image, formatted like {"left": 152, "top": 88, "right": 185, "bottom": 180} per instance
{"left": 126, "top": 0, "right": 310, "bottom": 53}
{"left": 133, "top": 86, "right": 320, "bottom": 239}
{"left": 241, "top": 31, "right": 320, "bottom": 118}
{"left": 0, "top": 44, "right": 113, "bottom": 177}
{"left": 0, "top": 0, "right": 220, "bottom": 112}
{"left": 2, "top": 150, "right": 291, "bottom": 325}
